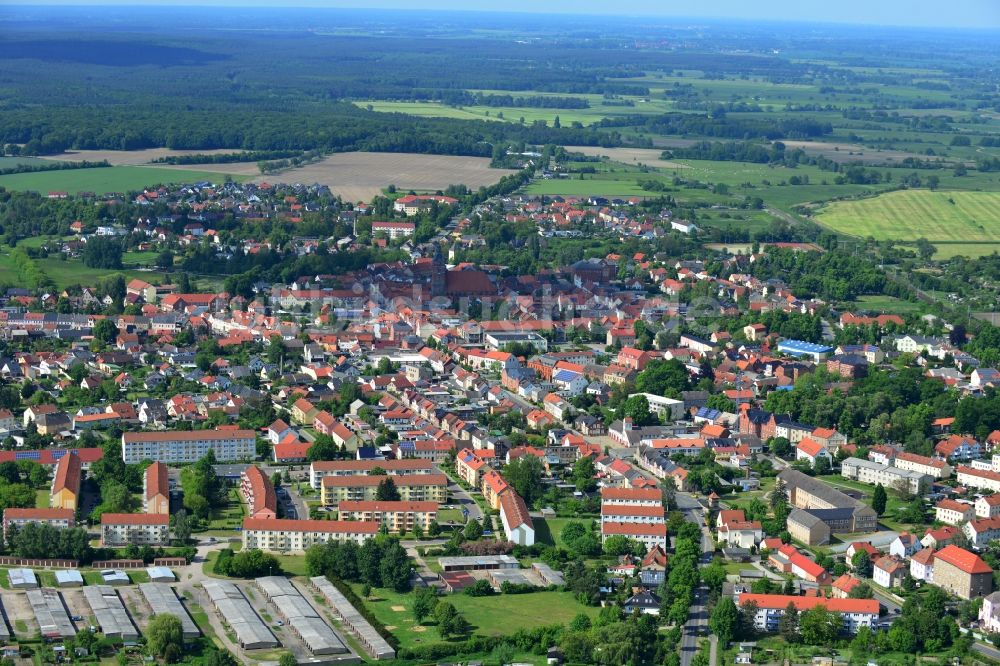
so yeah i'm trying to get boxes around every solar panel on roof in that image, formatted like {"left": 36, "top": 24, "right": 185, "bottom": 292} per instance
{"left": 50, "top": 450, "right": 66, "bottom": 459}
{"left": 16, "top": 451, "right": 40, "bottom": 460}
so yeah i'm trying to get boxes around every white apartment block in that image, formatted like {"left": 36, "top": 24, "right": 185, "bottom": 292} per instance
{"left": 957, "top": 467, "right": 1000, "bottom": 494}
{"left": 840, "top": 457, "right": 930, "bottom": 495}
{"left": 100, "top": 514, "right": 170, "bottom": 546}
{"left": 241, "top": 518, "right": 379, "bottom": 554}
{"left": 121, "top": 429, "right": 256, "bottom": 464}
{"left": 738, "top": 594, "right": 878, "bottom": 634}
{"left": 893, "top": 452, "right": 952, "bottom": 479}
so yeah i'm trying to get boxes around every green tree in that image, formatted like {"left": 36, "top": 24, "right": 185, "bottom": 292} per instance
{"left": 376, "top": 477, "right": 401, "bottom": 501}
{"left": 463, "top": 518, "right": 484, "bottom": 540}
{"left": 852, "top": 551, "right": 874, "bottom": 578}
{"left": 872, "top": 484, "right": 887, "bottom": 516}
{"left": 621, "top": 394, "right": 655, "bottom": 427}
{"left": 603, "top": 534, "right": 638, "bottom": 557}
{"left": 572, "top": 456, "right": 597, "bottom": 492}
{"left": 799, "top": 606, "right": 841, "bottom": 646}
{"left": 146, "top": 614, "right": 184, "bottom": 662}
{"left": 634, "top": 359, "right": 690, "bottom": 398}
{"left": 378, "top": 541, "right": 412, "bottom": 592}
{"left": 504, "top": 454, "right": 544, "bottom": 506}
{"left": 778, "top": 602, "right": 799, "bottom": 643}
{"left": 709, "top": 597, "right": 740, "bottom": 646}
{"left": 412, "top": 586, "right": 438, "bottom": 624}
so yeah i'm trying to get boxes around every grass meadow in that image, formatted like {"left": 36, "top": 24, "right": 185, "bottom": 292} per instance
{"left": 0, "top": 166, "right": 248, "bottom": 195}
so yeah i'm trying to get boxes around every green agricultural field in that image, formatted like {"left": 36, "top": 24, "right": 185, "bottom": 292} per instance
{"left": 356, "top": 92, "right": 675, "bottom": 127}
{"left": 0, "top": 166, "right": 248, "bottom": 195}
{"left": 816, "top": 190, "right": 1000, "bottom": 242}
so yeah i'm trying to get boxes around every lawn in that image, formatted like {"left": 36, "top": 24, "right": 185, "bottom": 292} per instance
{"left": 815, "top": 189, "right": 1000, "bottom": 242}
{"left": 0, "top": 166, "right": 248, "bottom": 195}
{"left": 351, "top": 583, "right": 597, "bottom": 650}
{"left": 534, "top": 517, "right": 594, "bottom": 549}
{"left": 847, "top": 295, "right": 926, "bottom": 315}
{"left": 204, "top": 489, "right": 246, "bottom": 531}
{"left": 35, "top": 489, "right": 49, "bottom": 509}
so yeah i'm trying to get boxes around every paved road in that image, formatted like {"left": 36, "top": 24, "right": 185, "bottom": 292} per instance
{"left": 972, "top": 639, "right": 1000, "bottom": 662}
{"left": 447, "top": 479, "right": 483, "bottom": 522}
{"left": 676, "top": 491, "right": 714, "bottom": 666}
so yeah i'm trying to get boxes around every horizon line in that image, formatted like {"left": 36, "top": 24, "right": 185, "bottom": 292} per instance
{"left": 2, "top": 3, "right": 1000, "bottom": 32}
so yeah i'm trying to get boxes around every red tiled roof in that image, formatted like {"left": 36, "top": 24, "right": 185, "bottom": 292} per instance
{"left": 322, "top": 473, "right": 448, "bottom": 488}
{"left": 602, "top": 522, "right": 668, "bottom": 537}
{"left": 122, "top": 429, "right": 255, "bottom": 443}
{"left": 311, "top": 459, "right": 432, "bottom": 472}
{"left": 934, "top": 544, "right": 993, "bottom": 574}
{"left": 499, "top": 490, "right": 533, "bottom": 530}
{"left": 242, "top": 518, "right": 380, "bottom": 533}
{"left": 243, "top": 465, "right": 277, "bottom": 517}
{"left": 145, "top": 462, "right": 168, "bottom": 500}
{"left": 101, "top": 513, "right": 169, "bottom": 526}
{"left": 52, "top": 452, "right": 81, "bottom": 496}
{"left": 600, "top": 487, "right": 661, "bottom": 502}
{"left": 3, "top": 508, "right": 74, "bottom": 522}
{"left": 0, "top": 448, "right": 103, "bottom": 466}
{"left": 338, "top": 501, "right": 438, "bottom": 513}
{"left": 738, "top": 593, "right": 878, "bottom": 614}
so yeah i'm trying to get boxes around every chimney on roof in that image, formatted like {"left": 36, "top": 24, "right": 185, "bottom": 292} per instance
{"left": 623, "top": 417, "right": 633, "bottom": 431}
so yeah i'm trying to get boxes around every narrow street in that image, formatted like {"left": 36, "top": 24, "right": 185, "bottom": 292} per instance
{"left": 675, "top": 491, "right": 715, "bottom": 666}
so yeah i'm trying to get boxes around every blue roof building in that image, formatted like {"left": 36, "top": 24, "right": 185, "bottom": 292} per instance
{"left": 777, "top": 339, "right": 833, "bottom": 362}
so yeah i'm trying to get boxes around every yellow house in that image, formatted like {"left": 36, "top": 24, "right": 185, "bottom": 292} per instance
{"left": 50, "top": 452, "right": 82, "bottom": 512}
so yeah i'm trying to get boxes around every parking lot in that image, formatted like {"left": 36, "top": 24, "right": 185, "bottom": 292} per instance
{"left": 1, "top": 591, "right": 37, "bottom": 639}
{"left": 60, "top": 588, "right": 95, "bottom": 632}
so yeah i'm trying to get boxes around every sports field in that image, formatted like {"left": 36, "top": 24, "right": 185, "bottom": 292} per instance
{"left": 815, "top": 190, "right": 1000, "bottom": 242}
{"left": 0, "top": 166, "right": 247, "bottom": 195}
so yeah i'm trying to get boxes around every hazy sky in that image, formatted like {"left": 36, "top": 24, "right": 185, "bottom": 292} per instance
{"left": 5, "top": 0, "right": 1000, "bottom": 29}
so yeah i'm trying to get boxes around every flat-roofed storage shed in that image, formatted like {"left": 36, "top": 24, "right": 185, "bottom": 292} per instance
{"left": 27, "top": 589, "right": 75, "bottom": 639}
{"left": 101, "top": 570, "right": 130, "bottom": 586}
{"left": 254, "top": 576, "right": 346, "bottom": 655}
{"left": 310, "top": 576, "right": 395, "bottom": 660}
{"left": 138, "top": 583, "right": 199, "bottom": 639}
{"left": 54, "top": 570, "right": 84, "bottom": 587}
{"left": 146, "top": 566, "right": 176, "bottom": 583}
{"left": 8, "top": 568, "right": 37, "bottom": 589}
{"left": 83, "top": 586, "right": 140, "bottom": 641}
{"left": 202, "top": 580, "right": 278, "bottom": 650}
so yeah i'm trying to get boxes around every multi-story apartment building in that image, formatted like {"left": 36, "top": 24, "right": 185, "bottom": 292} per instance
{"left": 600, "top": 504, "right": 667, "bottom": 525}
{"left": 337, "top": 501, "right": 438, "bottom": 533}
{"left": 51, "top": 451, "right": 82, "bottom": 512}
{"left": 599, "top": 487, "right": 662, "bottom": 507}
{"left": 840, "top": 457, "right": 931, "bottom": 495}
{"left": 935, "top": 499, "right": 975, "bottom": 526}
{"left": 101, "top": 513, "right": 170, "bottom": 546}
{"left": 456, "top": 448, "right": 489, "bottom": 487}
{"left": 957, "top": 466, "right": 1000, "bottom": 494}
{"left": 121, "top": 428, "right": 256, "bottom": 464}
{"left": 321, "top": 474, "right": 448, "bottom": 507}
{"left": 3, "top": 508, "right": 74, "bottom": 535}
{"left": 737, "top": 594, "right": 878, "bottom": 634}
{"left": 144, "top": 462, "right": 169, "bottom": 515}
{"left": 240, "top": 465, "right": 277, "bottom": 520}
{"left": 601, "top": 521, "right": 668, "bottom": 551}
{"left": 894, "top": 451, "right": 952, "bottom": 479}
{"left": 241, "top": 518, "right": 379, "bottom": 554}
{"left": 481, "top": 470, "right": 510, "bottom": 510}
{"left": 309, "top": 459, "right": 433, "bottom": 490}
